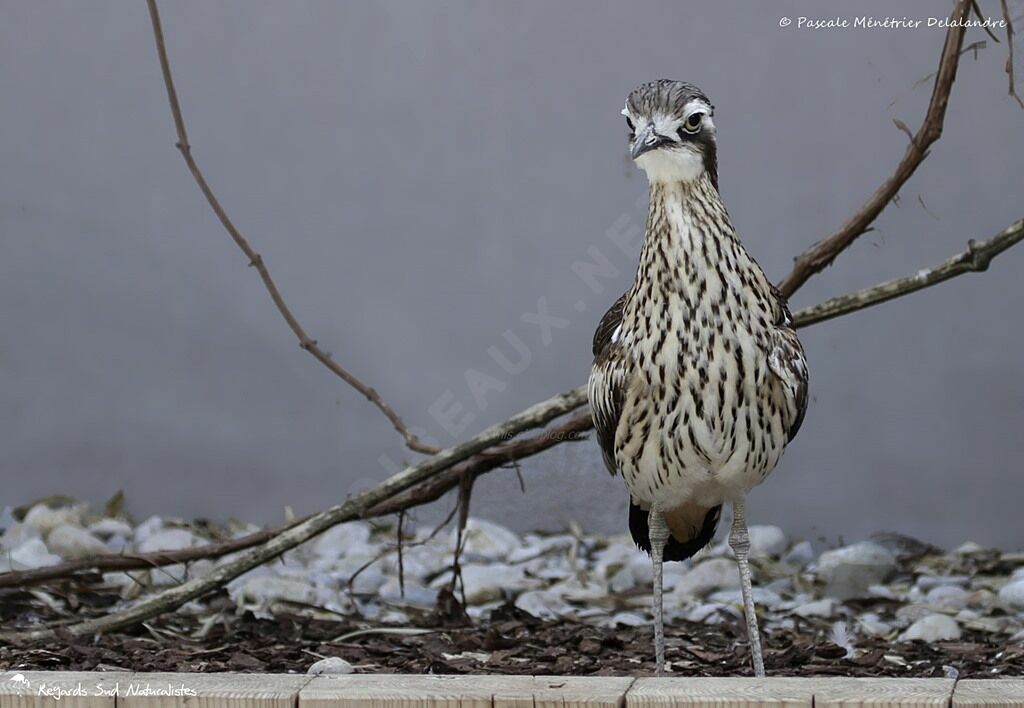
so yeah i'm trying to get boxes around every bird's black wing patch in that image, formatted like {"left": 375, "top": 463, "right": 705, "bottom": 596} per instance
{"left": 588, "top": 293, "right": 629, "bottom": 476}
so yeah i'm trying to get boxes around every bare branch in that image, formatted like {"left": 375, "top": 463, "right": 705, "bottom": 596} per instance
{"left": 793, "top": 218, "right": 1024, "bottom": 327}
{"left": 145, "top": 0, "right": 437, "bottom": 455}
{"left": 777, "top": 0, "right": 972, "bottom": 298}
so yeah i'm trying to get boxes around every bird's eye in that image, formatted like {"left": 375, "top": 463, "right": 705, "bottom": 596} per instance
{"left": 681, "top": 112, "right": 704, "bottom": 135}
{"left": 625, "top": 116, "right": 635, "bottom": 134}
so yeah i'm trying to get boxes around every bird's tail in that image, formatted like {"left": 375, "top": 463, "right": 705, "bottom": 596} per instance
{"left": 629, "top": 500, "right": 722, "bottom": 561}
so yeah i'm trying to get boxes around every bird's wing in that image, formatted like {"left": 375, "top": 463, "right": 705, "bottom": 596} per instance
{"left": 767, "top": 287, "right": 809, "bottom": 443}
{"left": 588, "top": 293, "right": 630, "bottom": 476}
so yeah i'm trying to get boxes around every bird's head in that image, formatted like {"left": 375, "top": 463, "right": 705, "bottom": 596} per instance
{"left": 622, "top": 80, "right": 718, "bottom": 189}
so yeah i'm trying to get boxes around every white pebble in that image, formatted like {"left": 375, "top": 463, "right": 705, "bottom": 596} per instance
{"left": 748, "top": 525, "right": 787, "bottom": 558}
{"left": 137, "top": 528, "right": 199, "bottom": 553}
{"left": 307, "top": 657, "right": 354, "bottom": 675}
{"left": 900, "top": 613, "right": 961, "bottom": 642}
{"left": 998, "top": 579, "right": 1024, "bottom": 609}
{"left": 9, "top": 538, "right": 61, "bottom": 569}
{"left": 23, "top": 505, "right": 81, "bottom": 534}
{"left": 46, "top": 524, "right": 109, "bottom": 560}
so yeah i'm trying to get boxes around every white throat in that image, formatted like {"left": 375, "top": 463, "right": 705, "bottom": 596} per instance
{"left": 636, "top": 147, "right": 705, "bottom": 184}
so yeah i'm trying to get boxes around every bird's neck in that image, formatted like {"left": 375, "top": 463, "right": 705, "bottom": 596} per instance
{"left": 635, "top": 174, "right": 739, "bottom": 292}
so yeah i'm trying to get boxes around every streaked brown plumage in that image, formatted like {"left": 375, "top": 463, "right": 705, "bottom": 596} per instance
{"left": 588, "top": 80, "right": 808, "bottom": 675}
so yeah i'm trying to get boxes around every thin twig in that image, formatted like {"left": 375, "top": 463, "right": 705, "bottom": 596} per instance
{"left": 973, "top": 0, "right": 1002, "bottom": 44}
{"left": 396, "top": 511, "right": 406, "bottom": 597}
{"left": 145, "top": 0, "right": 437, "bottom": 455}
{"left": 1001, "top": 0, "right": 1024, "bottom": 108}
{"left": 777, "top": 0, "right": 971, "bottom": 298}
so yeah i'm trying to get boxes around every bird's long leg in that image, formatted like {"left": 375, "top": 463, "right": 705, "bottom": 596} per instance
{"left": 648, "top": 509, "right": 670, "bottom": 677}
{"left": 729, "top": 496, "right": 765, "bottom": 677}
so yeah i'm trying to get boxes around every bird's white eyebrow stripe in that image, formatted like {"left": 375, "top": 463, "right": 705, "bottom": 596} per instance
{"left": 683, "top": 100, "right": 712, "bottom": 119}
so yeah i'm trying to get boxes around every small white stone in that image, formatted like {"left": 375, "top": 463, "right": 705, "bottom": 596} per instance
{"left": 609, "top": 566, "right": 637, "bottom": 593}
{"left": 452, "top": 518, "right": 522, "bottom": 561}
{"left": 816, "top": 542, "right": 896, "bottom": 599}
{"left": 132, "top": 515, "right": 164, "bottom": 545}
{"left": 998, "top": 579, "right": 1024, "bottom": 609}
{"left": 917, "top": 575, "right": 970, "bottom": 591}
{"left": 46, "top": 524, "right": 109, "bottom": 560}
{"left": 671, "top": 558, "right": 740, "bottom": 598}
{"left": 307, "top": 657, "right": 354, "bottom": 675}
{"left": 137, "top": 528, "right": 199, "bottom": 553}
{"left": 609, "top": 611, "right": 647, "bottom": 627}
{"left": 548, "top": 576, "right": 607, "bottom": 602}
{"left": 349, "top": 567, "right": 387, "bottom": 595}
{"left": 686, "top": 603, "right": 739, "bottom": 624}
{"left": 1, "top": 522, "right": 41, "bottom": 551}
{"left": 857, "top": 613, "right": 894, "bottom": 637}
{"left": 507, "top": 534, "right": 573, "bottom": 563}
{"left": 516, "top": 590, "right": 571, "bottom": 619}
{"left": 431, "top": 563, "right": 535, "bottom": 605}
{"left": 748, "top": 525, "right": 788, "bottom": 558}
{"left": 87, "top": 518, "right": 134, "bottom": 538}
{"left": 708, "top": 587, "right": 783, "bottom": 608}
{"left": 231, "top": 576, "right": 317, "bottom": 605}
{"left": 9, "top": 538, "right": 61, "bottom": 568}
{"left": 312, "top": 522, "right": 373, "bottom": 560}
{"left": 377, "top": 577, "right": 437, "bottom": 608}
{"left": 150, "top": 564, "right": 189, "bottom": 586}
{"left": 899, "top": 613, "right": 961, "bottom": 642}
{"left": 953, "top": 541, "right": 987, "bottom": 555}
{"left": 894, "top": 604, "right": 932, "bottom": 628}
{"left": 783, "top": 541, "right": 815, "bottom": 569}
{"left": 23, "top": 505, "right": 81, "bottom": 534}
{"left": 793, "top": 598, "right": 837, "bottom": 618}
{"left": 925, "top": 585, "right": 970, "bottom": 611}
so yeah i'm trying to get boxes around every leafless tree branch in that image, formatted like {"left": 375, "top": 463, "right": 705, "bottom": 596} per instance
{"left": 792, "top": 218, "right": 1024, "bottom": 327}
{"left": 777, "top": 0, "right": 971, "bottom": 298}
{"left": 145, "top": 0, "right": 437, "bottom": 455}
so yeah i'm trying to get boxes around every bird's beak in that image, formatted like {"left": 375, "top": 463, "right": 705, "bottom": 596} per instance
{"left": 630, "top": 123, "right": 670, "bottom": 160}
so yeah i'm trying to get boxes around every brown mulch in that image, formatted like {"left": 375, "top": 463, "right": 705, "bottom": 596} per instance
{"left": 0, "top": 588, "right": 1020, "bottom": 677}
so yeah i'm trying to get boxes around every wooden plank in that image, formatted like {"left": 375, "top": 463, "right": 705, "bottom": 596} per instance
{"left": 301, "top": 675, "right": 525, "bottom": 708}
{"left": 0, "top": 671, "right": 129, "bottom": 708}
{"left": 953, "top": 679, "right": 1024, "bottom": 707}
{"left": 495, "top": 676, "right": 633, "bottom": 708}
{"left": 302, "top": 675, "right": 632, "bottom": 708}
{"left": 117, "top": 673, "right": 312, "bottom": 708}
{"left": 810, "top": 678, "right": 954, "bottom": 707}
{"left": 627, "top": 677, "right": 814, "bottom": 707}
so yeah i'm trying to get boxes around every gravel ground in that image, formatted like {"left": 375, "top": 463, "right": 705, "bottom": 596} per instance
{"left": 1, "top": 500, "right": 1022, "bottom": 676}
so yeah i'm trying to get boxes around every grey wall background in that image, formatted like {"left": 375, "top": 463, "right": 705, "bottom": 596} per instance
{"left": 2, "top": 1, "right": 1023, "bottom": 549}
